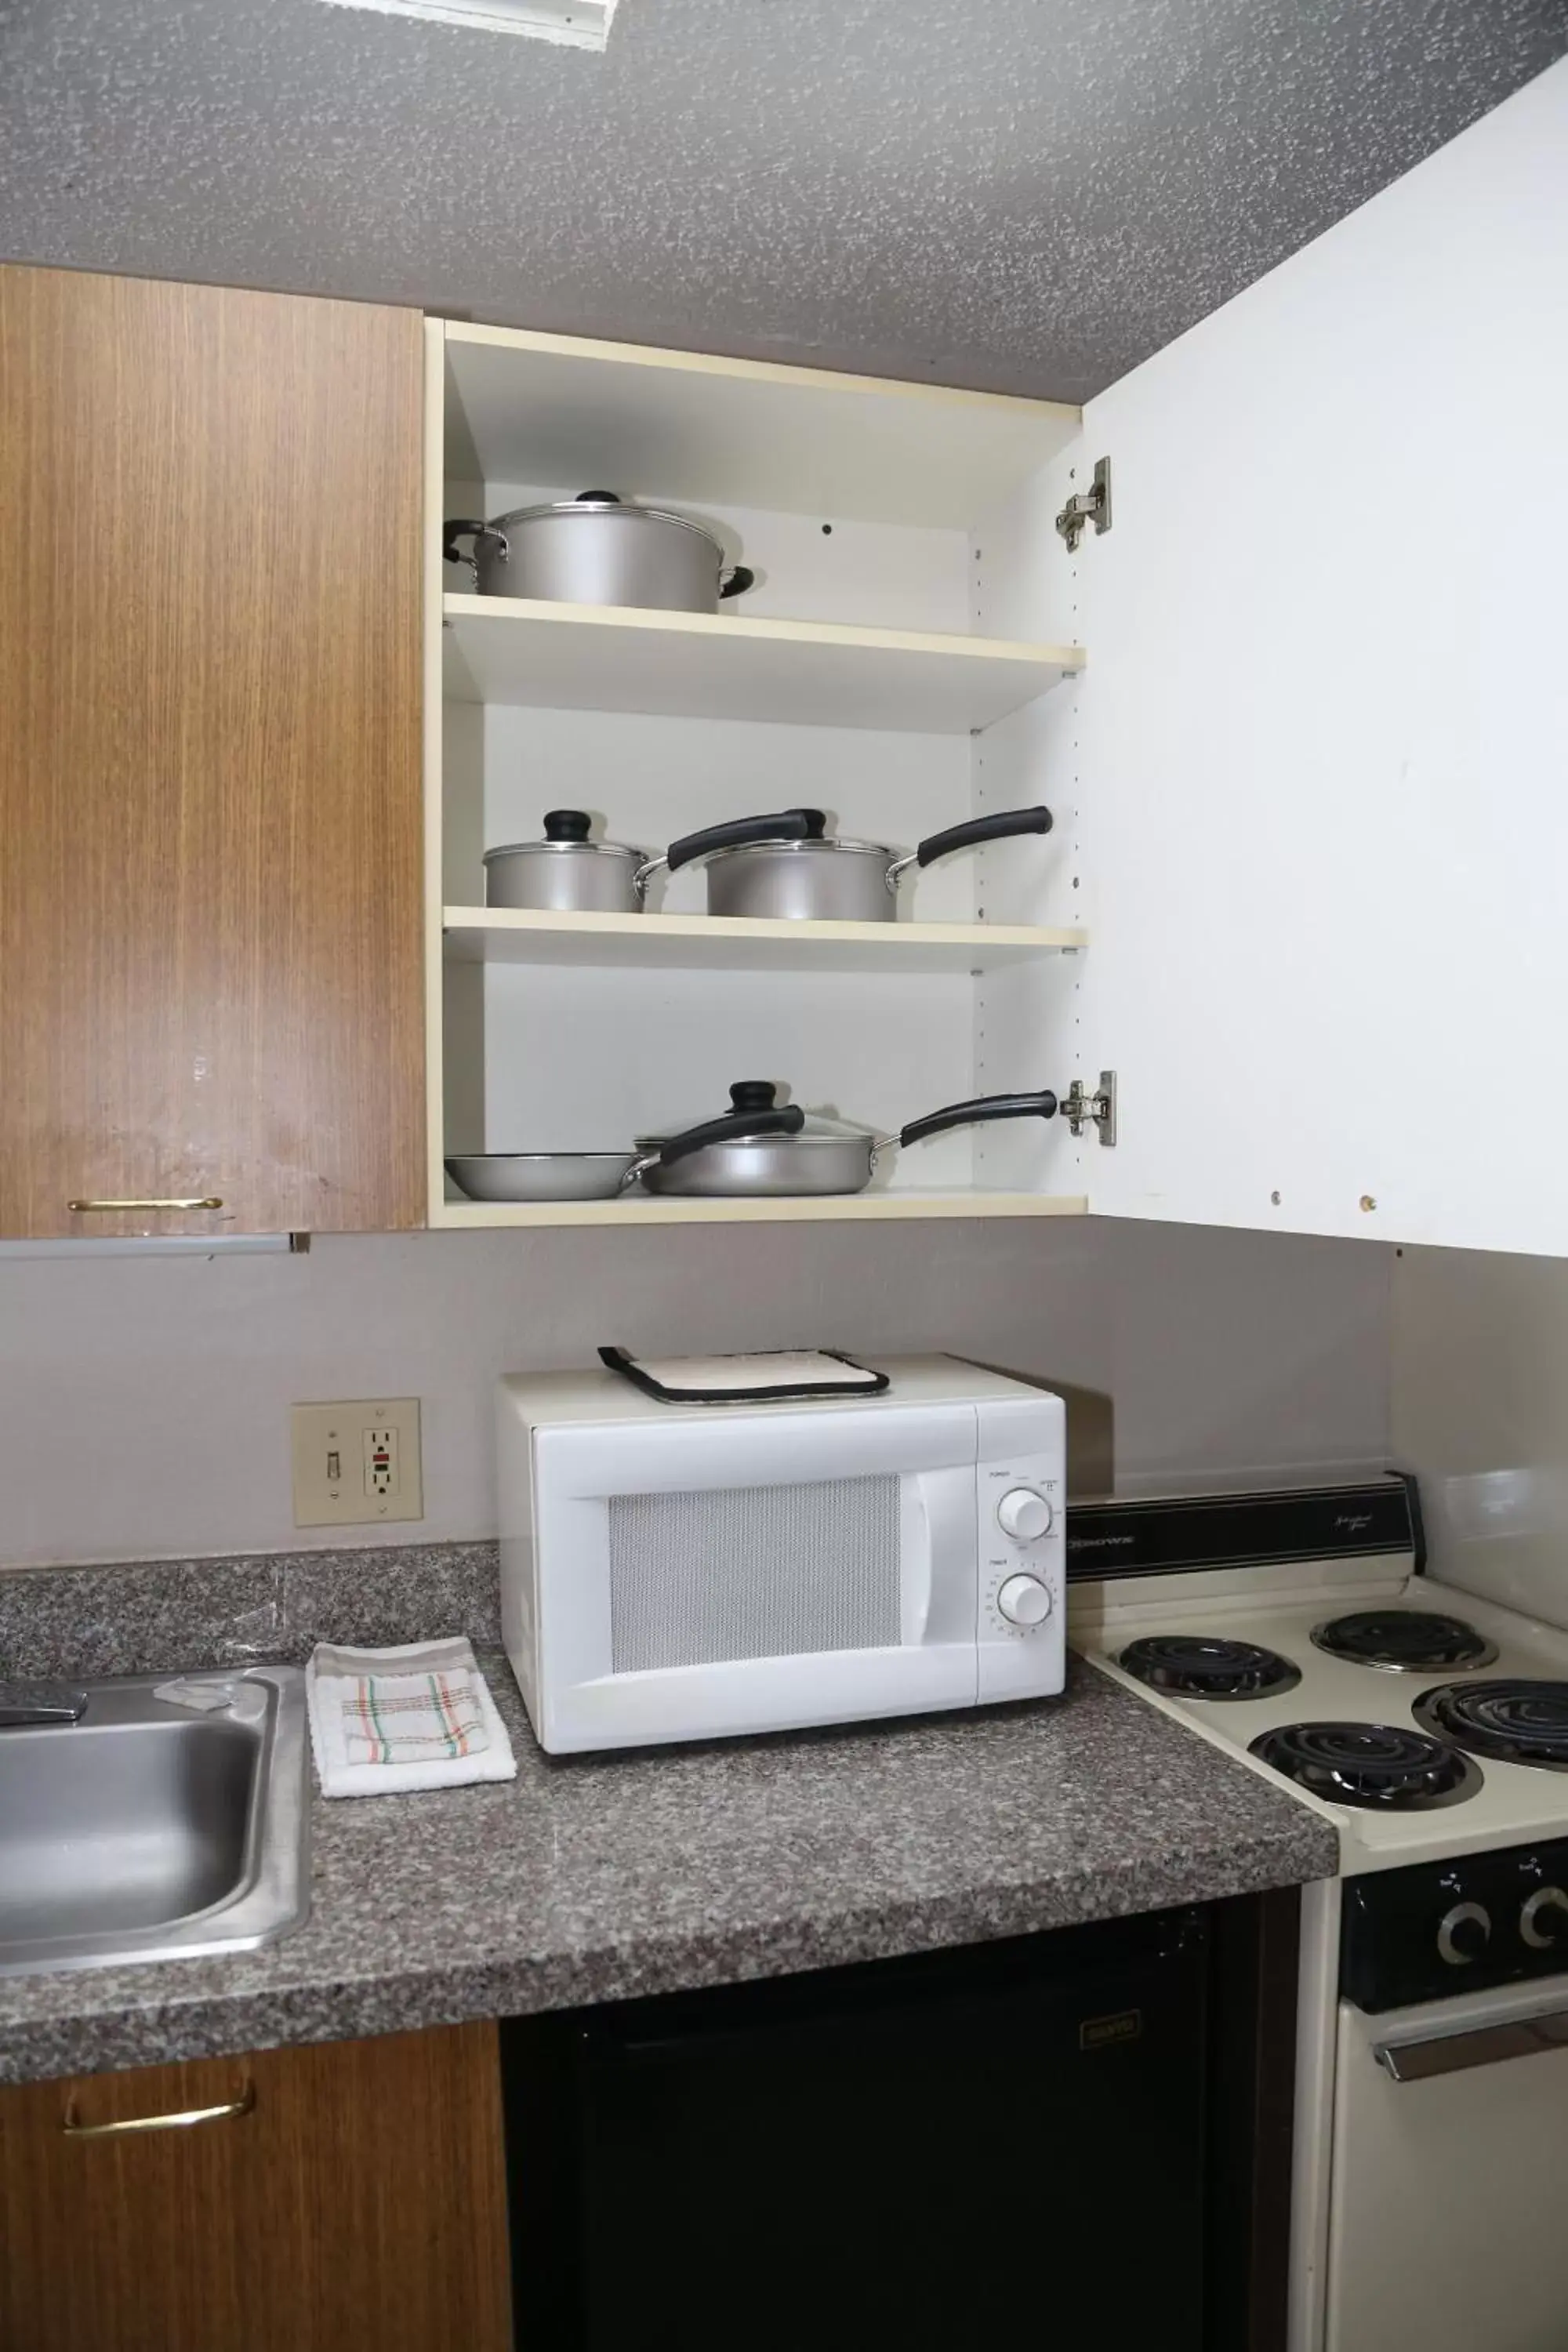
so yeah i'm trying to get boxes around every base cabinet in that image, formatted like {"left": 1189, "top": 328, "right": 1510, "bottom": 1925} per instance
{"left": 0, "top": 2024, "right": 510, "bottom": 2352}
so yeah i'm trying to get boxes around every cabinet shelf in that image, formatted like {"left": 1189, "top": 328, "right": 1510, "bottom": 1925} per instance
{"left": 432, "top": 1191, "right": 1089, "bottom": 1231}
{"left": 443, "top": 907, "right": 1087, "bottom": 975}
{"left": 442, "top": 595, "right": 1082, "bottom": 734}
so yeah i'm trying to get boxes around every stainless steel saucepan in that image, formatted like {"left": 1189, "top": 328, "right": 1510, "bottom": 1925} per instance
{"left": 659, "top": 804, "right": 1055, "bottom": 921}
{"left": 627, "top": 1080, "right": 1060, "bottom": 1198}
{"left": 443, "top": 492, "right": 755, "bottom": 613}
{"left": 483, "top": 808, "right": 820, "bottom": 914}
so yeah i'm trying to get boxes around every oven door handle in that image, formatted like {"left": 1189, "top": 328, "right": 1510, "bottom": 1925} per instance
{"left": 1376, "top": 2005, "right": 1568, "bottom": 2082}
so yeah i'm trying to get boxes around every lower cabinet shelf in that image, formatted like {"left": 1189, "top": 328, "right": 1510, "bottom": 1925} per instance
{"left": 431, "top": 1191, "right": 1090, "bottom": 1229}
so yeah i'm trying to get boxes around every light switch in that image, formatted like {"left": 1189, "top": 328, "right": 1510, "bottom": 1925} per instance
{"left": 291, "top": 1399, "right": 423, "bottom": 1527}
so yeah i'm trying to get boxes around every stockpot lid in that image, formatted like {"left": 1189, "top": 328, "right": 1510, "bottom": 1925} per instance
{"left": 482, "top": 810, "right": 648, "bottom": 865}
{"left": 481, "top": 490, "right": 724, "bottom": 554}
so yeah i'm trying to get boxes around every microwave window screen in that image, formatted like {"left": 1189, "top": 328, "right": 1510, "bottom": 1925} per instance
{"left": 608, "top": 1475, "right": 902, "bottom": 1672}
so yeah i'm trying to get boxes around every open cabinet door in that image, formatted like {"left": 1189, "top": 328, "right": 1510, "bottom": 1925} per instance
{"left": 1070, "top": 59, "right": 1568, "bottom": 1256}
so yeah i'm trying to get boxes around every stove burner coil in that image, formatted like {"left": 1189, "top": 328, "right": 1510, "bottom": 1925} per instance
{"left": 1117, "top": 1635, "right": 1301, "bottom": 1701}
{"left": 1248, "top": 1720, "right": 1481, "bottom": 1809}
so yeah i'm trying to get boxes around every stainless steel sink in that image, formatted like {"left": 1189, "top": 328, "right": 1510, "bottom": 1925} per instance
{"left": 0, "top": 1668, "right": 310, "bottom": 1977}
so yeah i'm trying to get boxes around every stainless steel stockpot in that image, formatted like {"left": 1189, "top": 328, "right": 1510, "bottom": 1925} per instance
{"left": 483, "top": 809, "right": 821, "bottom": 913}
{"left": 630, "top": 1080, "right": 1060, "bottom": 1198}
{"left": 659, "top": 804, "right": 1056, "bottom": 922}
{"left": 442, "top": 492, "right": 755, "bottom": 613}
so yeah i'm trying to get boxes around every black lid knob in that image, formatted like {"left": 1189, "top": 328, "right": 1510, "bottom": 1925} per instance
{"left": 729, "top": 1081, "right": 779, "bottom": 1112}
{"left": 574, "top": 490, "right": 622, "bottom": 504}
{"left": 543, "top": 810, "right": 593, "bottom": 841}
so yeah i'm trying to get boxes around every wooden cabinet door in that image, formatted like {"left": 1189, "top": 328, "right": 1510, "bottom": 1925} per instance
{"left": 0, "top": 266, "right": 424, "bottom": 1237}
{"left": 0, "top": 2024, "right": 511, "bottom": 2352}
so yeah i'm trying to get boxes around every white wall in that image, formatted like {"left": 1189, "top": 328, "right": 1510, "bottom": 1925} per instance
{"left": 1392, "top": 1247, "right": 1568, "bottom": 1625}
{"left": 0, "top": 1219, "right": 1389, "bottom": 1568}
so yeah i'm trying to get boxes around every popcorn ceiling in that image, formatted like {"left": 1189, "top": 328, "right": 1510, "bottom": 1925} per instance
{"left": 0, "top": 0, "right": 1562, "bottom": 401}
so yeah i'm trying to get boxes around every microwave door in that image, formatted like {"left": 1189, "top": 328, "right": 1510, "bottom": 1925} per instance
{"left": 530, "top": 1409, "right": 983, "bottom": 1752}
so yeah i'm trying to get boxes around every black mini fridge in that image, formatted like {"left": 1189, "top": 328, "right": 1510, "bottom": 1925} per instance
{"left": 501, "top": 1904, "right": 1213, "bottom": 2350}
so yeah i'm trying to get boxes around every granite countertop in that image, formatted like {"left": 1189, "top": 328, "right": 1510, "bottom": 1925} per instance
{"left": 0, "top": 1650, "right": 1337, "bottom": 2085}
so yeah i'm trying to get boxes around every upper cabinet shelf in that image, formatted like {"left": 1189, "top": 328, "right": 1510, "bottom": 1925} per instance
{"left": 442, "top": 595, "right": 1082, "bottom": 733}
{"left": 442, "top": 322, "right": 1080, "bottom": 531}
{"left": 444, "top": 906, "right": 1087, "bottom": 975}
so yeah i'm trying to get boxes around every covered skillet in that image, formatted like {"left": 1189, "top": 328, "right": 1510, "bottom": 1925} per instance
{"left": 626, "top": 1080, "right": 1059, "bottom": 1197}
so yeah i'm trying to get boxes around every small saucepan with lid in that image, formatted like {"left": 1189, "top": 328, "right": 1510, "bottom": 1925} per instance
{"left": 443, "top": 492, "right": 755, "bottom": 614}
{"left": 626, "top": 1080, "right": 1059, "bottom": 1198}
{"left": 656, "top": 804, "right": 1056, "bottom": 922}
{"left": 483, "top": 808, "right": 822, "bottom": 913}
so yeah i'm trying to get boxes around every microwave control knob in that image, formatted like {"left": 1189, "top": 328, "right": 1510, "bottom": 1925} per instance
{"left": 1521, "top": 1886, "right": 1568, "bottom": 1949}
{"left": 996, "top": 1574, "right": 1053, "bottom": 1629}
{"left": 1437, "top": 1901, "right": 1491, "bottom": 1966}
{"left": 996, "top": 1487, "right": 1053, "bottom": 1543}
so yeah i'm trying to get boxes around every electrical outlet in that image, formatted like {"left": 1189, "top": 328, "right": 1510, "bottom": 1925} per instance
{"left": 291, "top": 1399, "right": 423, "bottom": 1528}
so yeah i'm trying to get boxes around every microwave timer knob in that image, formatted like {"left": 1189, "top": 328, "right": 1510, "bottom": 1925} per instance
{"left": 996, "top": 1574, "right": 1053, "bottom": 1629}
{"left": 996, "top": 1487, "right": 1053, "bottom": 1542}
{"left": 1521, "top": 1886, "right": 1568, "bottom": 1949}
{"left": 1437, "top": 1900, "right": 1491, "bottom": 1966}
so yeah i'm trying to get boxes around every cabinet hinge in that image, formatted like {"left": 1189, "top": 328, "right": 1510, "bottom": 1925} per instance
{"left": 1054, "top": 456, "right": 1112, "bottom": 554}
{"left": 1065, "top": 1069, "right": 1117, "bottom": 1145}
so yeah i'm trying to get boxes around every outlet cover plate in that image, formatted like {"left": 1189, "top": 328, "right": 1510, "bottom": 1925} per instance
{"left": 291, "top": 1398, "right": 423, "bottom": 1528}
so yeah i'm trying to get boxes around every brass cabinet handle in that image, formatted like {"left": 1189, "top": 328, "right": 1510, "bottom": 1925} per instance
{"left": 67, "top": 1197, "right": 224, "bottom": 1213}
{"left": 62, "top": 2082, "right": 256, "bottom": 2138}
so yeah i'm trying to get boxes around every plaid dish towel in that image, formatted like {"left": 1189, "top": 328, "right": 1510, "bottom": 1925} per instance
{"left": 306, "top": 1636, "right": 517, "bottom": 1798}
{"left": 342, "top": 1664, "right": 485, "bottom": 1765}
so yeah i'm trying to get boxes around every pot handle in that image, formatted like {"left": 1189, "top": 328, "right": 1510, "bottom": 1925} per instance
{"left": 898, "top": 1089, "right": 1059, "bottom": 1149}
{"left": 662, "top": 808, "right": 826, "bottom": 874}
{"left": 889, "top": 804, "right": 1055, "bottom": 884}
{"left": 719, "top": 565, "right": 757, "bottom": 600}
{"left": 442, "top": 518, "right": 509, "bottom": 585}
{"left": 653, "top": 1081, "right": 808, "bottom": 1169}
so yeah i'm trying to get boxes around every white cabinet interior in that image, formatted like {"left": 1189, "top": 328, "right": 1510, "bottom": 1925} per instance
{"left": 426, "top": 321, "right": 1091, "bottom": 1229}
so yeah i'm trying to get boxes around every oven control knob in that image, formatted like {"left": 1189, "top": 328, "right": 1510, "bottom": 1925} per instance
{"left": 997, "top": 1487, "right": 1053, "bottom": 1543}
{"left": 1521, "top": 1886, "right": 1568, "bottom": 1949}
{"left": 996, "top": 1574, "right": 1053, "bottom": 1628}
{"left": 1437, "top": 1901, "right": 1491, "bottom": 1965}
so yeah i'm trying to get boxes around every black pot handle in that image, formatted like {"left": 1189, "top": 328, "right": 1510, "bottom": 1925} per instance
{"left": 664, "top": 808, "right": 826, "bottom": 873}
{"left": 898, "top": 1089, "right": 1059, "bottom": 1150}
{"left": 443, "top": 517, "right": 509, "bottom": 583}
{"left": 543, "top": 810, "right": 593, "bottom": 841}
{"left": 656, "top": 1081, "right": 806, "bottom": 1168}
{"left": 913, "top": 804, "right": 1054, "bottom": 869}
{"left": 720, "top": 565, "right": 757, "bottom": 600}
{"left": 574, "top": 490, "right": 623, "bottom": 505}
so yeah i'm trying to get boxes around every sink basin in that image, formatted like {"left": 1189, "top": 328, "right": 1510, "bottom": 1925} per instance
{"left": 0, "top": 1668, "right": 309, "bottom": 1977}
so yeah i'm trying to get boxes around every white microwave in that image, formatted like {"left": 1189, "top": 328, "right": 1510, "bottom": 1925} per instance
{"left": 496, "top": 1355, "right": 1065, "bottom": 1754}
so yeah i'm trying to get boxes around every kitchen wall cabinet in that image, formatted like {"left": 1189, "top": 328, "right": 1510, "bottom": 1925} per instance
{"left": 428, "top": 63, "right": 1565, "bottom": 1255}
{"left": 0, "top": 265, "right": 425, "bottom": 1240}
{"left": 0, "top": 2023, "right": 510, "bottom": 2352}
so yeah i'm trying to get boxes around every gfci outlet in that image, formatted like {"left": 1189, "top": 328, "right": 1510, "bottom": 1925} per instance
{"left": 291, "top": 1399, "right": 423, "bottom": 1528}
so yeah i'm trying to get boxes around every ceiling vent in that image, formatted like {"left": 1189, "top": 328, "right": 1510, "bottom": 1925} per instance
{"left": 314, "top": 0, "right": 618, "bottom": 46}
